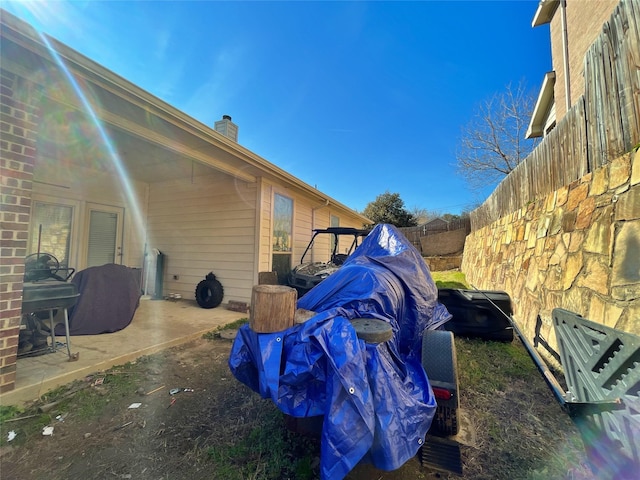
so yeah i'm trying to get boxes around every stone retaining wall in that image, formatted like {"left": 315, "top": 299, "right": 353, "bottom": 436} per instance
{"left": 424, "top": 256, "right": 462, "bottom": 272}
{"left": 462, "top": 151, "right": 639, "bottom": 352}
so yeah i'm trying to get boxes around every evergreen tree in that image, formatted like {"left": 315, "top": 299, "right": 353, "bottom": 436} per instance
{"left": 362, "top": 192, "right": 417, "bottom": 227}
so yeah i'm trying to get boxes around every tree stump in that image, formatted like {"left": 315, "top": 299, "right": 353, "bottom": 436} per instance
{"left": 250, "top": 285, "right": 297, "bottom": 333}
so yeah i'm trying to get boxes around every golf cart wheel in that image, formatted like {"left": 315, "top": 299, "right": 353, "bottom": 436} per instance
{"left": 195, "top": 278, "right": 224, "bottom": 309}
{"left": 432, "top": 405, "right": 459, "bottom": 436}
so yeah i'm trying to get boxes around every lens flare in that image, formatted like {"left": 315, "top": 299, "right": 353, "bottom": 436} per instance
{"left": 36, "top": 31, "right": 146, "bottom": 247}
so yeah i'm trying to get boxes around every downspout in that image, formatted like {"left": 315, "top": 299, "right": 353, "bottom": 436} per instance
{"left": 311, "top": 199, "right": 330, "bottom": 262}
{"left": 560, "top": 0, "right": 571, "bottom": 112}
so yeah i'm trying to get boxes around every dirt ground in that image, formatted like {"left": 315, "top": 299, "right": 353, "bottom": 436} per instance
{"left": 1, "top": 335, "right": 594, "bottom": 480}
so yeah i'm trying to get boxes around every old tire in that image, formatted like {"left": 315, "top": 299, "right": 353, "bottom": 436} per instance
{"left": 195, "top": 279, "right": 224, "bottom": 309}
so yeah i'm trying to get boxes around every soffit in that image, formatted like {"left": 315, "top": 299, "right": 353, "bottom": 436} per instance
{"left": 526, "top": 71, "right": 556, "bottom": 139}
{"left": 532, "top": 0, "right": 560, "bottom": 27}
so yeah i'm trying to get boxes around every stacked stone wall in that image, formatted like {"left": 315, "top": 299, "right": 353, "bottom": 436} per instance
{"left": 424, "top": 256, "right": 462, "bottom": 272}
{"left": 462, "top": 151, "right": 639, "bottom": 353}
{"left": 0, "top": 70, "right": 36, "bottom": 393}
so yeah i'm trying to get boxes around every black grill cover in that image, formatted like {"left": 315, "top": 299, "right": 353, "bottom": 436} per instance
{"left": 57, "top": 264, "right": 141, "bottom": 335}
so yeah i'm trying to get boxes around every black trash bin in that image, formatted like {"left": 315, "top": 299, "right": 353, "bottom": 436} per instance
{"left": 438, "top": 288, "right": 514, "bottom": 342}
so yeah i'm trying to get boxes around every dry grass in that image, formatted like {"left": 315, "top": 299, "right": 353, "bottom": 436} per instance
{"left": 0, "top": 310, "right": 593, "bottom": 480}
{"left": 452, "top": 335, "right": 591, "bottom": 480}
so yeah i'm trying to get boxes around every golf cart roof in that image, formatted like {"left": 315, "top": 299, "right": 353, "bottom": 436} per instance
{"left": 311, "top": 227, "right": 370, "bottom": 236}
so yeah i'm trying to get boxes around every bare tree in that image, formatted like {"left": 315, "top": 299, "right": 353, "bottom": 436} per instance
{"left": 456, "top": 81, "right": 539, "bottom": 191}
{"left": 409, "top": 206, "right": 436, "bottom": 225}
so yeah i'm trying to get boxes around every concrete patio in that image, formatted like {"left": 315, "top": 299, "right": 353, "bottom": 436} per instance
{"left": 0, "top": 298, "right": 246, "bottom": 407}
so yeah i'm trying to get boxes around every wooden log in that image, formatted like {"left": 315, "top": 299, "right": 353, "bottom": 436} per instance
{"left": 250, "top": 285, "right": 297, "bottom": 333}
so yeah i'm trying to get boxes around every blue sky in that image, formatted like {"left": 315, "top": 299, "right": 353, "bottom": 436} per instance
{"left": 3, "top": 1, "right": 551, "bottom": 215}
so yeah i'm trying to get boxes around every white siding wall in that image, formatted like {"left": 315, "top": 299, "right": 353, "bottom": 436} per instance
{"left": 27, "top": 163, "right": 365, "bottom": 308}
{"left": 33, "top": 159, "right": 366, "bottom": 304}
{"left": 258, "top": 180, "right": 367, "bottom": 275}
{"left": 147, "top": 172, "right": 257, "bottom": 303}
{"left": 258, "top": 178, "right": 272, "bottom": 274}
{"left": 31, "top": 159, "right": 148, "bottom": 272}
{"left": 292, "top": 196, "right": 313, "bottom": 264}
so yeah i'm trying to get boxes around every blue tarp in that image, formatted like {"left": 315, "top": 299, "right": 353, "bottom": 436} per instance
{"left": 229, "top": 224, "right": 452, "bottom": 479}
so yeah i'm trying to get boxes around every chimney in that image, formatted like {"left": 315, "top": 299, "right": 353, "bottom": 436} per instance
{"left": 214, "top": 114, "right": 238, "bottom": 142}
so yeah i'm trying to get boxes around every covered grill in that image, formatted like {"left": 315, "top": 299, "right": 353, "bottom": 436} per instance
{"left": 19, "top": 253, "right": 79, "bottom": 359}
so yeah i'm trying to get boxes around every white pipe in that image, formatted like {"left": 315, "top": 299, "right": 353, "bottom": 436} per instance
{"left": 560, "top": 0, "right": 571, "bottom": 112}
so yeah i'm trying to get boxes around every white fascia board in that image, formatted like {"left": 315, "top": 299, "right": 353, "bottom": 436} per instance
{"left": 532, "top": 0, "right": 560, "bottom": 27}
{"left": 526, "top": 71, "right": 556, "bottom": 139}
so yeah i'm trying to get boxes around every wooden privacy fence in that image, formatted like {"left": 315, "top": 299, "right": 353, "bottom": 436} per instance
{"left": 471, "top": 0, "right": 639, "bottom": 231}
{"left": 397, "top": 227, "right": 423, "bottom": 251}
{"left": 399, "top": 217, "right": 471, "bottom": 252}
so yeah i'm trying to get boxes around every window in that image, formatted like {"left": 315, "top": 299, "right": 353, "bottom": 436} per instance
{"left": 272, "top": 193, "right": 293, "bottom": 283}
{"left": 28, "top": 202, "right": 73, "bottom": 268}
{"left": 87, "top": 210, "right": 118, "bottom": 267}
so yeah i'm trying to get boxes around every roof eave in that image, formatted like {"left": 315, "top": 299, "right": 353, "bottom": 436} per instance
{"left": 0, "top": 9, "right": 370, "bottom": 224}
{"left": 532, "top": 0, "right": 560, "bottom": 27}
{"left": 526, "top": 71, "right": 556, "bottom": 139}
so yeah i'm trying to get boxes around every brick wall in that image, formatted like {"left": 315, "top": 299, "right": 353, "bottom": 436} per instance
{"left": 0, "top": 69, "right": 37, "bottom": 393}
{"left": 549, "top": 0, "right": 618, "bottom": 120}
